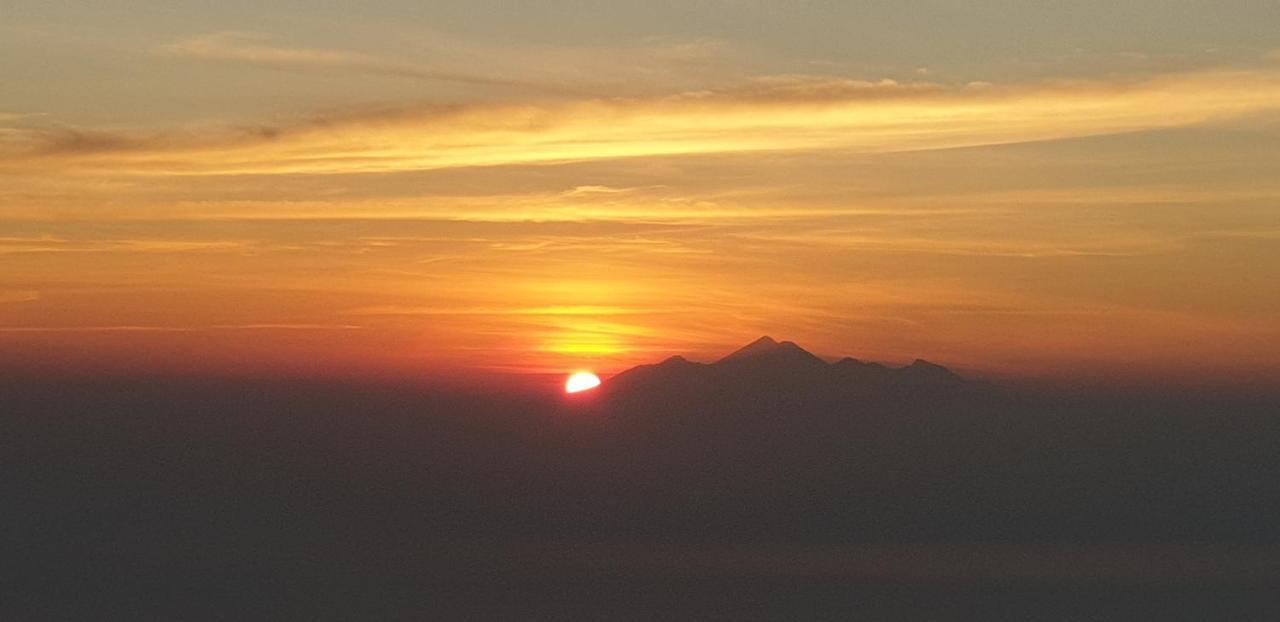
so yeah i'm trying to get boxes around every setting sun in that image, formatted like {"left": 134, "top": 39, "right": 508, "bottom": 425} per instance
{"left": 7, "top": 3, "right": 1280, "bottom": 617}
{"left": 565, "top": 371, "right": 602, "bottom": 393}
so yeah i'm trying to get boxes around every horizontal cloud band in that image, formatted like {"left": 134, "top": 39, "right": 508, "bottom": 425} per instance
{"left": 4, "top": 68, "right": 1279, "bottom": 177}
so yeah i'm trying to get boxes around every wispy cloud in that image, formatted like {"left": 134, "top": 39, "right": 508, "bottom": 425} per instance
{"left": 5, "top": 67, "right": 1279, "bottom": 177}
{"left": 158, "top": 31, "right": 576, "bottom": 94}
{"left": 346, "top": 305, "right": 674, "bottom": 317}
{"left": 727, "top": 229, "right": 1178, "bottom": 259}
{"left": 0, "top": 235, "right": 249, "bottom": 254}
{"left": 0, "top": 112, "right": 45, "bottom": 122}
{"left": 0, "top": 290, "right": 39, "bottom": 303}
{"left": 0, "top": 324, "right": 362, "bottom": 332}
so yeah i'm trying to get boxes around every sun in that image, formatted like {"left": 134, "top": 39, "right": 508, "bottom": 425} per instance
{"left": 565, "top": 371, "right": 601, "bottom": 393}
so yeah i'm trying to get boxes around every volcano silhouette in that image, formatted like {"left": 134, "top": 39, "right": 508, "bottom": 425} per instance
{"left": 604, "top": 336, "right": 974, "bottom": 407}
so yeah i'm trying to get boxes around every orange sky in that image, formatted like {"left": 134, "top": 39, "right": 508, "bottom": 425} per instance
{"left": 3, "top": 6, "right": 1280, "bottom": 389}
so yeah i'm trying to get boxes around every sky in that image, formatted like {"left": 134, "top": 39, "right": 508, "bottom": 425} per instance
{"left": 2, "top": 1, "right": 1279, "bottom": 388}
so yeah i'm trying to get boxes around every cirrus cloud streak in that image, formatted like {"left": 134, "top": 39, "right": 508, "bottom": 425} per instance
{"left": 5, "top": 68, "right": 1279, "bottom": 178}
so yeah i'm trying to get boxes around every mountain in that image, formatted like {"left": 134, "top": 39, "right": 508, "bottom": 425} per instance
{"left": 715, "top": 335, "right": 829, "bottom": 372}
{"left": 896, "top": 358, "right": 964, "bottom": 384}
{"left": 604, "top": 336, "right": 978, "bottom": 405}
{"left": 716, "top": 335, "right": 824, "bottom": 365}
{"left": 10, "top": 355, "right": 1280, "bottom": 619}
{"left": 716, "top": 335, "right": 782, "bottom": 362}
{"left": 831, "top": 356, "right": 891, "bottom": 382}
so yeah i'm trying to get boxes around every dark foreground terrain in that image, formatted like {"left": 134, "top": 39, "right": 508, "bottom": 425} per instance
{"left": 5, "top": 340, "right": 1280, "bottom": 619}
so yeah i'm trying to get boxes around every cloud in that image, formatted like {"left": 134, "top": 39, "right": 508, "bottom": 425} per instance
{"left": 158, "top": 31, "right": 576, "bottom": 94}
{"left": 686, "top": 75, "right": 942, "bottom": 101}
{"left": 0, "top": 324, "right": 362, "bottom": 332}
{"left": 4, "top": 67, "right": 1280, "bottom": 178}
{"left": 727, "top": 229, "right": 1177, "bottom": 259}
{"left": 0, "top": 325, "right": 192, "bottom": 333}
{"left": 346, "top": 305, "right": 672, "bottom": 317}
{"left": 0, "top": 235, "right": 248, "bottom": 254}
{"left": 2, "top": 127, "right": 140, "bottom": 156}
{"left": 0, "top": 290, "right": 39, "bottom": 303}
{"left": 0, "top": 112, "right": 45, "bottom": 122}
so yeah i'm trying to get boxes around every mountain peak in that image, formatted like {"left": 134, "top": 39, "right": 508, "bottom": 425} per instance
{"left": 715, "top": 336, "right": 825, "bottom": 367}
{"left": 907, "top": 358, "right": 946, "bottom": 370}
{"left": 835, "top": 356, "right": 886, "bottom": 370}
{"left": 899, "top": 358, "right": 960, "bottom": 382}
{"left": 716, "top": 336, "right": 780, "bottom": 363}
{"left": 605, "top": 338, "right": 977, "bottom": 402}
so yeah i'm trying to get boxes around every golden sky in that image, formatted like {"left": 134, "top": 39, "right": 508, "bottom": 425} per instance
{"left": 2, "top": 3, "right": 1279, "bottom": 388}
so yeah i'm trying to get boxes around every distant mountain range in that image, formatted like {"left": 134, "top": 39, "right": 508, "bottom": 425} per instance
{"left": 603, "top": 336, "right": 981, "bottom": 408}
{"left": 8, "top": 346, "right": 1280, "bottom": 620}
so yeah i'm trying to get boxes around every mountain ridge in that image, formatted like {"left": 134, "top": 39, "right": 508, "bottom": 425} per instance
{"left": 604, "top": 336, "right": 979, "bottom": 401}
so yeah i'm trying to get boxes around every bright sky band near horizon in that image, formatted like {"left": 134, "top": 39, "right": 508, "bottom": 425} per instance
{"left": 2, "top": 1, "right": 1279, "bottom": 388}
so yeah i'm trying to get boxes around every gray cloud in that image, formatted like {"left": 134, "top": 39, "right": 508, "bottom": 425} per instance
{"left": 158, "top": 31, "right": 581, "bottom": 95}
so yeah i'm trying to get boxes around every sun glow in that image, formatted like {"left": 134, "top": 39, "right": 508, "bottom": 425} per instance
{"left": 565, "top": 371, "right": 601, "bottom": 393}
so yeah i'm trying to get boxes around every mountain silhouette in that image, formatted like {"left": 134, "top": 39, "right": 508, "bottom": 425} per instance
{"left": 715, "top": 335, "right": 824, "bottom": 366}
{"left": 604, "top": 336, "right": 979, "bottom": 407}
{"left": 7, "top": 363, "right": 1280, "bottom": 618}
